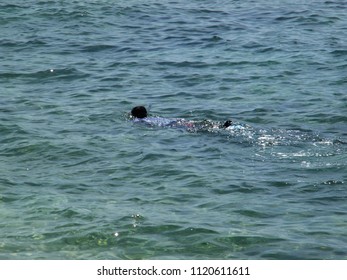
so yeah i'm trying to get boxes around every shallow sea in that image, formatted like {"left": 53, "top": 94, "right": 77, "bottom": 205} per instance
{"left": 1, "top": 0, "right": 347, "bottom": 259}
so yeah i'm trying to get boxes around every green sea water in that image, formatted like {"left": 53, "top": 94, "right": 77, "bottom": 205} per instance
{"left": 1, "top": 0, "right": 347, "bottom": 259}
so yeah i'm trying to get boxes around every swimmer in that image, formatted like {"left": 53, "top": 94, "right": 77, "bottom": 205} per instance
{"left": 130, "top": 106, "right": 233, "bottom": 130}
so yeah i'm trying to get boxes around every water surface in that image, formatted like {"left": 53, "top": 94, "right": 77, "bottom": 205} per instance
{"left": 1, "top": 0, "right": 346, "bottom": 259}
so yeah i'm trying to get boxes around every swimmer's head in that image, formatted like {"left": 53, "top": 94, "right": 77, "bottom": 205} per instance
{"left": 131, "top": 106, "right": 147, "bottom": 119}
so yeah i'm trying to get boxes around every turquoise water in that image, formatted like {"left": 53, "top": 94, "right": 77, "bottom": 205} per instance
{"left": 1, "top": 0, "right": 346, "bottom": 259}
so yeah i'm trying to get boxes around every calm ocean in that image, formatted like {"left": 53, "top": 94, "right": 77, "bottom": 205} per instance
{"left": 1, "top": 0, "right": 346, "bottom": 259}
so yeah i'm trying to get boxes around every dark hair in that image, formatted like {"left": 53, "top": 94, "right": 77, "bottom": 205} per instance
{"left": 131, "top": 106, "right": 147, "bottom": 119}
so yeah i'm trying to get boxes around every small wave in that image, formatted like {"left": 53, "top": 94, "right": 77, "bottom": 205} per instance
{"left": 0, "top": 68, "right": 90, "bottom": 82}
{"left": 306, "top": 114, "right": 347, "bottom": 124}
{"left": 330, "top": 50, "right": 347, "bottom": 57}
{"left": 0, "top": 4, "right": 23, "bottom": 9}
{"left": 156, "top": 59, "right": 281, "bottom": 70}
{"left": 156, "top": 60, "right": 209, "bottom": 69}
{"left": 0, "top": 38, "right": 47, "bottom": 48}
{"left": 81, "top": 44, "right": 119, "bottom": 53}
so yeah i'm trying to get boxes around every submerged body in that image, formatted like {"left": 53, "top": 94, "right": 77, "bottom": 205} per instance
{"left": 133, "top": 116, "right": 195, "bottom": 129}
{"left": 130, "top": 106, "right": 233, "bottom": 132}
{"left": 134, "top": 116, "right": 183, "bottom": 127}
